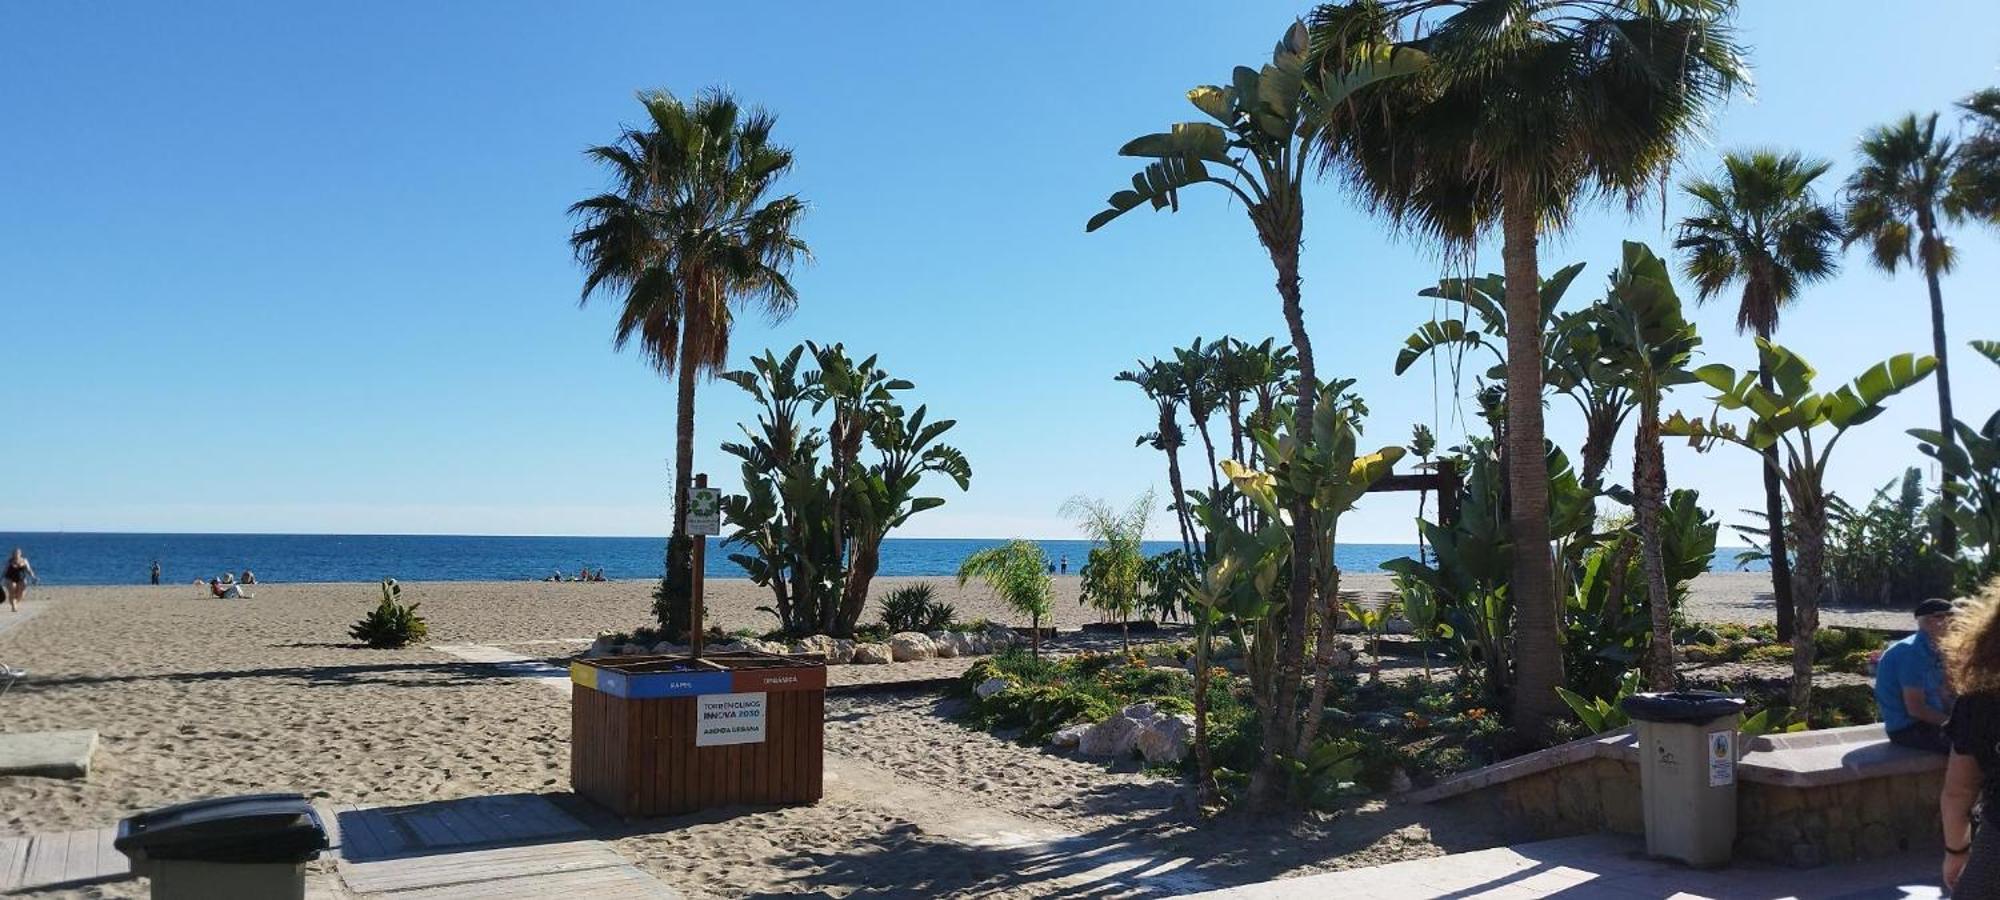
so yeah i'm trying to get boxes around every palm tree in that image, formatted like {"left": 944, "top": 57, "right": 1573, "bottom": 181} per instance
{"left": 1843, "top": 113, "right": 1967, "bottom": 552}
{"left": 959, "top": 540, "right": 1054, "bottom": 658}
{"left": 570, "top": 89, "right": 809, "bottom": 638}
{"left": 1309, "top": 0, "right": 1746, "bottom": 742}
{"left": 1675, "top": 150, "right": 1842, "bottom": 641}
{"left": 1117, "top": 359, "right": 1198, "bottom": 561}
{"left": 1952, "top": 89, "right": 2000, "bottom": 225}
{"left": 1087, "top": 27, "right": 1425, "bottom": 805}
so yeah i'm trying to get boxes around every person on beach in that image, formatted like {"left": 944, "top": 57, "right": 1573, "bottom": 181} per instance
{"left": 241, "top": 570, "right": 257, "bottom": 585}
{"left": 1059, "top": 555, "right": 1069, "bottom": 575}
{"left": 1941, "top": 594, "right": 2000, "bottom": 896}
{"left": 4, "top": 549, "right": 34, "bottom": 612}
{"left": 1876, "top": 598, "right": 1956, "bottom": 753}
{"left": 150, "top": 559, "right": 161, "bottom": 585}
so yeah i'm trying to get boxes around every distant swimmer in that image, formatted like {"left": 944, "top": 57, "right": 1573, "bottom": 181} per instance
{"left": 4, "top": 549, "right": 36, "bottom": 612}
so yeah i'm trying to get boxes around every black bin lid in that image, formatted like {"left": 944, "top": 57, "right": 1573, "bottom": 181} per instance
{"left": 1619, "top": 691, "right": 1747, "bottom": 726}
{"left": 115, "top": 793, "right": 328, "bottom": 864}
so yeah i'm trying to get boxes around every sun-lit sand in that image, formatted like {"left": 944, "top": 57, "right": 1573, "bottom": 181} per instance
{"left": 0, "top": 571, "right": 1870, "bottom": 897}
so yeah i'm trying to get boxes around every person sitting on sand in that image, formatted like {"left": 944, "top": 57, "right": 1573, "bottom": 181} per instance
{"left": 5, "top": 548, "right": 36, "bottom": 613}
{"left": 208, "top": 577, "right": 226, "bottom": 598}
{"left": 240, "top": 570, "right": 257, "bottom": 585}
{"left": 1875, "top": 598, "right": 1956, "bottom": 752}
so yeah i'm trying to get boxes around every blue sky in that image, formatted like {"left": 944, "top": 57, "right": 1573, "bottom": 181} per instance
{"left": 3, "top": 2, "right": 1998, "bottom": 543}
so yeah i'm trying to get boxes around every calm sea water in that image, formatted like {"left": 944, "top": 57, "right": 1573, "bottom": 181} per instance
{"left": 0, "top": 532, "right": 1765, "bottom": 586}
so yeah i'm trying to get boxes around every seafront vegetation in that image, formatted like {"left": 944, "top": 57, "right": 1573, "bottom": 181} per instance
{"left": 569, "top": 0, "right": 2000, "bottom": 820}
{"left": 717, "top": 343, "right": 970, "bottom": 639}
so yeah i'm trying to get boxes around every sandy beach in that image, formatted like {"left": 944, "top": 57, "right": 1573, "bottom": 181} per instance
{"left": 0, "top": 572, "right": 1896, "bottom": 897}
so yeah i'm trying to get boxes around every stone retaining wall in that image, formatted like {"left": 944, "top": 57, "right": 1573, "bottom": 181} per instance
{"left": 1736, "top": 769, "right": 1946, "bottom": 867}
{"left": 1436, "top": 756, "right": 1643, "bottom": 841}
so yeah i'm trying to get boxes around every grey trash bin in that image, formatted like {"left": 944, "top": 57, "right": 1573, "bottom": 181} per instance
{"left": 114, "top": 793, "right": 329, "bottom": 900}
{"left": 1620, "top": 691, "right": 1747, "bottom": 868}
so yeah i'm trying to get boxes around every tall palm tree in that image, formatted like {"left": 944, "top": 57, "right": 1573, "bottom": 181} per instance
{"left": 570, "top": 89, "right": 809, "bottom": 636}
{"left": 1843, "top": 113, "right": 1966, "bottom": 552}
{"left": 1117, "top": 359, "right": 1198, "bottom": 561}
{"left": 1675, "top": 150, "right": 1842, "bottom": 641}
{"left": 1309, "top": 0, "right": 1746, "bottom": 742}
{"left": 1952, "top": 89, "right": 2000, "bottom": 225}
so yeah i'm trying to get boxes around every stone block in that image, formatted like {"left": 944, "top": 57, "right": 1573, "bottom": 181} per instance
{"left": 0, "top": 730, "right": 96, "bottom": 779}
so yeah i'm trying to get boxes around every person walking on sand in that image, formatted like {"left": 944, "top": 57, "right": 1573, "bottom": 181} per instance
{"left": 1941, "top": 595, "right": 2000, "bottom": 896}
{"left": 149, "top": 559, "right": 161, "bottom": 585}
{"left": 1059, "top": 555, "right": 1069, "bottom": 575}
{"left": 6, "top": 549, "right": 37, "bottom": 612}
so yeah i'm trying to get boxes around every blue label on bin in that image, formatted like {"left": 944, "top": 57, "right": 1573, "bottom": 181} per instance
{"left": 594, "top": 669, "right": 629, "bottom": 698}
{"left": 620, "top": 670, "right": 733, "bottom": 699}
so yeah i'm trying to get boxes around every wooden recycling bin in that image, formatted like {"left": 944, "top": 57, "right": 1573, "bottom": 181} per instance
{"left": 570, "top": 651, "right": 826, "bottom": 816}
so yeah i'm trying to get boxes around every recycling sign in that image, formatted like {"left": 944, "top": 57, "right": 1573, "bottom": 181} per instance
{"left": 688, "top": 486, "right": 722, "bottom": 536}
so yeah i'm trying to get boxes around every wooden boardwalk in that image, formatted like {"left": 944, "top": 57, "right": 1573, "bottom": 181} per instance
{"left": 0, "top": 826, "right": 128, "bottom": 893}
{"left": 0, "top": 796, "right": 678, "bottom": 898}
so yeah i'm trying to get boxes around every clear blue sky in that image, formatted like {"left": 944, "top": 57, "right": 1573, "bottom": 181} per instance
{"left": 3, "top": 2, "right": 1997, "bottom": 543}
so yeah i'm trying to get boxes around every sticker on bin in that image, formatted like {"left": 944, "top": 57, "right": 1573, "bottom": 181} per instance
{"left": 620, "top": 670, "right": 733, "bottom": 699}
{"left": 1707, "top": 729, "right": 1735, "bottom": 787}
{"left": 731, "top": 667, "right": 826, "bottom": 693}
{"left": 696, "top": 692, "right": 768, "bottom": 746}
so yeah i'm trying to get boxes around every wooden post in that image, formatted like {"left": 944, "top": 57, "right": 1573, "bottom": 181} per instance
{"left": 691, "top": 473, "right": 707, "bottom": 658}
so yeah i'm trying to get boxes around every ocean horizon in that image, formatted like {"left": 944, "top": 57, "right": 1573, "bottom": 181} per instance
{"left": 0, "top": 531, "right": 1769, "bottom": 586}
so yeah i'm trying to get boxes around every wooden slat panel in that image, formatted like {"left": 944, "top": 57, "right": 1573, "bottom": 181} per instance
{"left": 339, "top": 840, "right": 625, "bottom": 893}
{"left": 20, "top": 831, "right": 68, "bottom": 889}
{"left": 0, "top": 834, "right": 31, "bottom": 891}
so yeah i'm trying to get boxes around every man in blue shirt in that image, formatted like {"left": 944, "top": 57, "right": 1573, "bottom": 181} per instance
{"left": 1874, "top": 598, "right": 1956, "bottom": 752}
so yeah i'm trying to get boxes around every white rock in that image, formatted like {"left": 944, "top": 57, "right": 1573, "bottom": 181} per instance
{"left": 985, "top": 625, "right": 1020, "bottom": 649}
{"left": 1137, "top": 714, "right": 1195, "bottom": 765}
{"left": 1050, "top": 723, "right": 1090, "bottom": 750}
{"left": 973, "top": 677, "right": 1011, "bottom": 700}
{"left": 853, "top": 642, "right": 893, "bottom": 665}
{"left": 1327, "top": 647, "right": 1355, "bottom": 669}
{"left": 963, "top": 633, "right": 991, "bottom": 655}
{"left": 652, "top": 641, "right": 689, "bottom": 655}
{"left": 828, "top": 639, "right": 856, "bottom": 664}
{"left": 931, "top": 634, "right": 960, "bottom": 659}
{"left": 708, "top": 640, "right": 746, "bottom": 654}
{"left": 791, "top": 635, "right": 835, "bottom": 659}
{"left": 1120, "top": 703, "right": 1162, "bottom": 725}
{"left": 1389, "top": 767, "right": 1413, "bottom": 794}
{"left": 890, "top": 632, "right": 936, "bottom": 662}
{"left": 1078, "top": 715, "right": 1145, "bottom": 758}
{"left": 1386, "top": 618, "right": 1415, "bottom": 635}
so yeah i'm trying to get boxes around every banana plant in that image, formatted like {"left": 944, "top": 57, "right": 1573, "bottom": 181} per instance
{"left": 1342, "top": 597, "right": 1397, "bottom": 683}
{"left": 1393, "top": 262, "right": 1632, "bottom": 499}
{"left": 1664, "top": 340, "right": 1935, "bottom": 712}
{"left": 1910, "top": 340, "right": 2000, "bottom": 581}
{"left": 1593, "top": 241, "right": 1703, "bottom": 690}
{"left": 1394, "top": 571, "right": 1445, "bottom": 681}
{"left": 1220, "top": 381, "right": 1404, "bottom": 759}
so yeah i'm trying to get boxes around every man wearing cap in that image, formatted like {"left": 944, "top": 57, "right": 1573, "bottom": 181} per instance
{"left": 1874, "top": 598, "right": 1957, "bottom": 752}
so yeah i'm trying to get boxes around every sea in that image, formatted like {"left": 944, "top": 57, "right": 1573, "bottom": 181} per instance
{"left": 0, "top": 532, "right": 1767, "bottom": 586}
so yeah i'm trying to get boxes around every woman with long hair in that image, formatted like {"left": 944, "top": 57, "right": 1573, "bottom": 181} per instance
{"left": 1943, "top": 594, "right": 2000, "bottom": 896}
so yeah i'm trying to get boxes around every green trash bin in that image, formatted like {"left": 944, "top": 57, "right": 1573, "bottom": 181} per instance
{"left": 1620, "top": 691, "right": 1747, "bottom": 868}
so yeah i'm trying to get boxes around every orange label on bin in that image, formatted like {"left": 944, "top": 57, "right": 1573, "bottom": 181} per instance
{"left": 731, "top": 666, "right": 826, "bottom": 693}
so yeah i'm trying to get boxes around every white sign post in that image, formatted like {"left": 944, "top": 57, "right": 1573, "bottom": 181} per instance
{"left": 695, "top": 692, "right": 768, "bottom": 746}
{"left": 688, "top": 486, "right": 722, "bottom": 536}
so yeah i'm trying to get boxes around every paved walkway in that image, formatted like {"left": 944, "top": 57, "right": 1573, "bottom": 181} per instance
{"left": 1177, "top": 834, "right": 1940, "bottom": 899}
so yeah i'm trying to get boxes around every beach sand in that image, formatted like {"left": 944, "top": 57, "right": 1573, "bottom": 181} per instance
{"left": 0, "top": 572, "right": 1877, "bottom": 897}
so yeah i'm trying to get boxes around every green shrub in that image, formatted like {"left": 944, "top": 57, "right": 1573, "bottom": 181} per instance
{"left": 1831, "top": 649, "right": 1881, "bottom": 675}
{"left": 1812, "top": 627, "right": 1887, "bottom": 660}
{"left": 1740, "top": 643, "right": 1795, "bottom": 665}
{"left": 351, "top": 579, "right": 428, "bottom": 649}
{"left": 880, "top": 583, "right": 957, "bottom": 633}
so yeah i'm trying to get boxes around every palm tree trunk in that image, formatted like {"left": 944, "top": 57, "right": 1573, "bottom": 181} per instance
{"left": 1165, "top": 444, "right": 1198, "bottom": 561}
{"left": 838, "top": 535, "right": 883, "bottom": 635}
{"left": 1635, "top": 404, "right": 1675, "bottom": 691}
{"left": 669, "top": 343, "right": 700, "bottom": 639}
{"left": 1788, "top": 486, "right": 1826, "bottom": 716}
{"left": 1295, "top": 553, "right": 1344, "bottom": 758}
{"left": 1192, "top": 610, "right": 1218, "bottom": 808}
{"left": 1499, "top": 198, "right": 1566, "bottom": 744}
{"left": 1253, "top": 236, "right": 1318, "bottom": 812}
{"left": 1755, "top": 362, "right": 1797, "bottom": 642}
{"left": 1923, "top": 249, "right": 1958, "bottom": 553}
